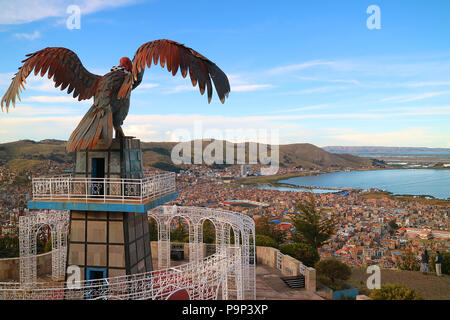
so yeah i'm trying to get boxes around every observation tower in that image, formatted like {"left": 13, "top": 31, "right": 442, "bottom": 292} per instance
{"left": 27, "top": 137, "right": 178, "bottom": 282}
{"left": 2, "top": 136, "right": 256, "bottom": 300}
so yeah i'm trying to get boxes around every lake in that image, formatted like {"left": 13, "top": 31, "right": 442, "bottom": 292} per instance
{"left": 278, "top": 169, "right": 450, "bottom": 200}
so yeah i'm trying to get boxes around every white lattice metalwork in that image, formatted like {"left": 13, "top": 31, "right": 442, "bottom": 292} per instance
{"left": 0, "top": 247, "right": 242, "bottom": 300}
{"left": 276, "top": 251, "right": 283, "bottom": 270}
{"left": 2, "top": 205, "right": 255, "bottom": 300}
{"left": 18, "top": 210, "right": 69, "bottom": 284}
{"left": 148, "top": 206, "right": 256, "bottom": 300}
{"left": 31, "top": 172, "right": 175, "bottom": 203}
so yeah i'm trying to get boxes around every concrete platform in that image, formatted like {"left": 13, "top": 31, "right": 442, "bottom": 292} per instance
{"left": 166, "top": 260, "right": 324, "bottom": 300}
{"left": 18, "top": 261, "right": 325, "bottom": 300}
{"left": 27, "top": 191, "right": 178, "bottom": 213}
{"left": 255, "top": 265, "right": 324, "bottom": 300}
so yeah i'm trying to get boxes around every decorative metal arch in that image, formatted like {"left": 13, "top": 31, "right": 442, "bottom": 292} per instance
{"left": 19, "top": 210, "right": 69, "bottom": 284}
{"left": 148, "top": 206, "right": 255, "bottom": 300}
{"left": 2, "top": 205, "right": 255, "bottom": 300}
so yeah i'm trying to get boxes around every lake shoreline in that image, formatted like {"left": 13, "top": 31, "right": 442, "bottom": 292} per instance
{"left": 239, "top": 168, "right": 450, "bottom": 203}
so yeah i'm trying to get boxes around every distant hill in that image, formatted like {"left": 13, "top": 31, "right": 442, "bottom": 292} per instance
{"left": 0, "top": 139, "right": 377, "bottom": 172}
{"left": 324, "top": 146, "right": 450, "bottom": 155}
{"left": 0, "top": 140, "right": 74, "bottom": 168}
{"left": 277, "top": 143, "right": 372, "bottom": 169}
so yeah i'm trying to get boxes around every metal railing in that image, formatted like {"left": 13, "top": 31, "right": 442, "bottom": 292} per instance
{"left": 276, "top": 251, "right": 283, "bottom": 270}
{"left": 31, "top": 172, "right": 176, "bottom": 203}
{"left": 0, "top": 246, "right": 242, "bottom": 300}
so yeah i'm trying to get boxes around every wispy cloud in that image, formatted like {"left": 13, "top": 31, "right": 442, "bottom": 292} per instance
{"left": 268, "top": 60, "right": 345, "bottom": 75}
{"left": 327, "top": 127, "right": 450, "bottom": 147}
{"left": 380, "top": 91, "right": 450, "bottom": 103}
{"left": 162, "top": 84, "right": 197, "bottom": 94}
{"left": 264, "top": 104, "right": 329, "bottom": 114}
{"left": 272, "top": 85, "right": 351, "bottom": 96}
{"left": 2, "top": 109, "right": 450, "bottom": 146}
{"left": 394, "top": 81, "right": 450, "bottom": 88}
{"left": 133, "top": 83, "right": 160, "bottom": 92}
{"left": 227, "top": 74, "right": 274, "bottom": 92}
{"left": 296, "top": 76, "right": 360, "bottom": 85}
{"left": 297, "top": 85, "right": 350, "bottom": 95}
{"left": 22, "top": 96, "right": 92, "bottom": 104}
{"left": 13, "top": 30, "right": 41, "bottom": 40}
{"left": 0, "top": 0, "right": 142, "bottom": 25}
{"left": 232, "top": 84, "right": 274, "bottom": 92}
{"left": 0, "top": 104, "right": 80, "bottom": 116}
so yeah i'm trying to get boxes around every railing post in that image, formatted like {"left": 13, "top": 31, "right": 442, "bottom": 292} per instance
{"left": 104, "top": 178, "right": 106, "bottom": 203}
{"left": 122, "top": 179, "right": 124, "bottom": 203}
{"left": 49, "top": 178, "right": 53, "bottom": 200}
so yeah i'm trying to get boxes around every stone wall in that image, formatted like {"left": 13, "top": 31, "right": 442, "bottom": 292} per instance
{"left": 256, "top": 246, "right": 316, "bottom": 292}
{"left": 0, "top": 257, "right": 19, "bottom": 281}
{"left": 1, "top": 243, "right": 317, "bottom": 293}
{"left": 0, "top": 252, "right": 52, "bottom": 281}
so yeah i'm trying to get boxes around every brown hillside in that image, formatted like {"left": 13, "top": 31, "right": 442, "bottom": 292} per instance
{"left": 0, "top": 139, "right": 374, "bottom": 171}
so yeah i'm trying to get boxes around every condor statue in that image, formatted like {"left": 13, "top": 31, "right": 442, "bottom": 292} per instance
{"left": 1, "top": 39, "right": 230, "bottom": 152}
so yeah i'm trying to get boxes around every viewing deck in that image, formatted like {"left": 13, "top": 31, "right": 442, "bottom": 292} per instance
{"left": 27, "top": 172, "right": 178, "bottom": 213}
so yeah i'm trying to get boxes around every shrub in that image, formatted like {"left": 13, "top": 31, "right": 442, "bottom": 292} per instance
{"left": 369, "top": 283, "right": 422, "bottom": 300}
{"left": 255, "top": 235, "right": 278, "bottom": 249}
{"left": 279, "top": 242, "right": 320, "bottom": 267}
{"left": 398, "top": 249, "right": 419, "bottom": 271}
{"left": 315, "top": 259, "right": 351, "bottom": 285}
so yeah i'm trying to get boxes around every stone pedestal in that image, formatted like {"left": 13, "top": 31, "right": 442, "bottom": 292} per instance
{"left": 305, "top": 267, "right": 316, "bottom": 292}
{"left": 74, "top": 137, "right": 144, "bottom": 180}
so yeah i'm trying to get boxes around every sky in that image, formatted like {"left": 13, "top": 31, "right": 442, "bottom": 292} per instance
{"left": 0, "top": 0, "right": 450, "bottom": 148}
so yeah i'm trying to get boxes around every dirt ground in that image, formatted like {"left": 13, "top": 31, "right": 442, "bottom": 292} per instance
{"left": 348, "top": 267, "right": 450, "bottom": 300}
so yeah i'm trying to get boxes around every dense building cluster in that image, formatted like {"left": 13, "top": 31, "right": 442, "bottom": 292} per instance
{"left": 1, "top": 162, "right": 449, "bottom": 271}
{"left": 0, "top": 161, "right": 72, "bottom": 237}
{"left": 175, "top": 167, "right": 450, "bottom": 269}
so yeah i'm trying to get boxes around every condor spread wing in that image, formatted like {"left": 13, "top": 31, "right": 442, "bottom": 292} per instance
{"left": 1, "top": 47, "right": 101, "bottom": 111}
{"left": 118, "top": 39, "right": 230, "bottom": 103}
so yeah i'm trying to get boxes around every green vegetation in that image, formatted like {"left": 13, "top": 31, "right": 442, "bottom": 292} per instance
{"left": 148, "top": 219, "right": 158, "bottom": 241}
{"left": 13, "top": 174, "right": 30, "bottom": 186}
{"left": 349, "top": 267, "right": 450, "bottom": 300}
{"left": 6, "top": 159, "right": 43, "bottom": 172}
{"left": 315, "top": 259, "right": 352, "bottom": 291}
{"left": 399, "top": 249, "right": 420, "bottom": 271}
{"left": 255, "top": 215, "right": 285, "bottom": 246}
{"left": 255, "top": 235, "right": 278, "bottom": 248}
{"left": 0, "top": 236, "right": 19, "bottom": 258}
{"left": 202, "top": 220, "right": 216, "bottom": 244}
{"left": 0, "top": 140, "right": 72, "bottom": 165}
{"left": 279, "top": 242, "right": 319, "bottom": 267}
{"left": 45, "top": 235, "right": 52, "bottom": 253}
{"left": 387, "top": 219, "right": 399, "bottom": 235}
{"left": 369, "top": 283, "right": 422, "bottom": 300}
{"left": 361, "top": 191, "right": 450, "bottom": 206}
{"left": 170, "top": 217, "right": 188, "bottom": 243}
{"left": 35, "top": 229, "right": 50, "bottom": 254}
{"left": 429, "top": 251, "right": 450, "bottom": 275}
{"left": 291, "top": 195, "right": 336, "bottom": 254}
